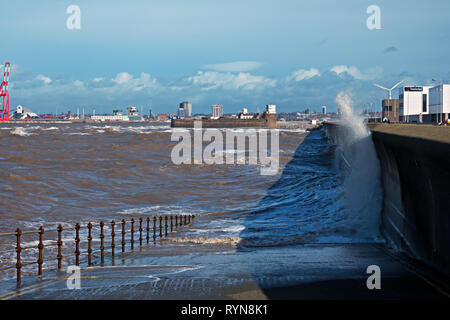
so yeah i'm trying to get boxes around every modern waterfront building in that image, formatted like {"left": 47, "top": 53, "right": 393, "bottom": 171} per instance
{"left": 13, "top": 105, "right": 38, "bottom": 119}
{"left": 429, "top": 84, "right": 450, "bottom": 123}
{"left": 399, "top": 86, "right": 432, "bottom": 123}
{"left": 211, "top": 104, "right": 223, "bottom": 119}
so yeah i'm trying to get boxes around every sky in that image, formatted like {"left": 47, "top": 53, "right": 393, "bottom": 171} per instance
{"left": 1, "top": 0, "right": 449, "bottom": 115}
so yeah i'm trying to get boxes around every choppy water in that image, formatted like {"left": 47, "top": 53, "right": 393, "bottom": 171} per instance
{"left": 0, "top": 122, "right": 382, "bottom": 281}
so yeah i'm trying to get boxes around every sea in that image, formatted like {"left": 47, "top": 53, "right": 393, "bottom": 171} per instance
{"left": 0, "top": 119, "right": 383, "bottom": 282}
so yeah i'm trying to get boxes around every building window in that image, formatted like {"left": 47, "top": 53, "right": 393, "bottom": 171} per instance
{"left": 422, "top": 94, "right": 427, "bottom": 113}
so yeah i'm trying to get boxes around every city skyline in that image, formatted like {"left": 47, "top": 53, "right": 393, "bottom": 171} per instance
{"left": 1, "top": 0, "right": 449, "bottom": 114}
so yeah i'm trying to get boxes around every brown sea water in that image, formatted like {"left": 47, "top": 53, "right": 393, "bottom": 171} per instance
{"left": 0, "top": 122, "right": 309, "bottom": 279}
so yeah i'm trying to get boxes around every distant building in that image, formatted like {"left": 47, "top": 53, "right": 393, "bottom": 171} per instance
{"left": 91, "top": 109, "right": 129, "bottom": 121}
{"left": 399, "top": 86, "right": 432, "bottom": 123}
{"left": 266, "top": 104, "right": 276, "bottom": 114}
{"left": 381, "top": 99, "right": 400, "bottom": 122}
{"left": 322, "top": 106, "right": 327, "bottom": 115}
{"left": 178, "top": 101, "right": 192, "bottom": 118}
{"left": 13, "top": 105, "right": 38, "bottom": 119}
{"left": 156, "top": 113, "right": 172, "bottom": 121}
{"left": 127, "top": 106, "right": 139, "bottom": 116}
{"left": 211, "top": 104, "right": 223, "bottom": 119}
{"left": 239, "top": 107, "right": 254, "bottom": 119}
{"left": 126, "top": 106, "right": 143, "bottom": 121}
{"left": 429, "top": 84, "right": 450, "bottom": 123}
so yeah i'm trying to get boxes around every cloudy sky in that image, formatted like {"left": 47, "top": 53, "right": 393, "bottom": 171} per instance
{"left": 1, "top": 0, "right": 449, "bottom": 115}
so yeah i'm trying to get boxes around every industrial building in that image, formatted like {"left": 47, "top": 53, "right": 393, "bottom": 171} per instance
{"left": 399, "top": 86, "right": 432, "bottom": 123}
{"left": 381, "top": 99, "right": 400, "bottom": 122}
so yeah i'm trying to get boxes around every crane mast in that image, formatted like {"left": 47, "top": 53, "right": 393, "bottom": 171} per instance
{"left": 0, "top": 62, "right": 11, "bottom": 121}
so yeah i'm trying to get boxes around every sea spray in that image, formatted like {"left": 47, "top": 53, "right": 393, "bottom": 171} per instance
{"left": 334, "top": 91, "right": 383, "bottom": 240}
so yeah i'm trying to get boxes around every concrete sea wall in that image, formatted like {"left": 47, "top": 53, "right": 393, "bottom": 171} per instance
{"left": 324, "top": 122, "right": 450, "bottom": 275}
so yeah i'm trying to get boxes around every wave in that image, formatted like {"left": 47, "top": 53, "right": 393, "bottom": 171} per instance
{"left": 10, "top": 127, "right": 33, "bottom": 136}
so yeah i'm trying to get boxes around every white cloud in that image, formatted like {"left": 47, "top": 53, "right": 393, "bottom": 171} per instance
{"left": 202, "top": 61, "right": 263, "bottom": 72}
{"left": 187, "top": 71, "right": 276, "bottom": 91}
{"left": 36, "top": 74, "right": 52, "bottom": 84}
{"left": 114, "top": 72, "right": 133, "bottom": 84}
{"left": 330, "top": 65, "right": 382, "bottom": 80}
{"left": 288, "top": 68, "right": 320, "bottom": 81}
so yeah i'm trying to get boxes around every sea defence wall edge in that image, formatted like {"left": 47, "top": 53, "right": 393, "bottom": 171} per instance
{"left": 323, "top": 122, "right": 450, "bottom": 276}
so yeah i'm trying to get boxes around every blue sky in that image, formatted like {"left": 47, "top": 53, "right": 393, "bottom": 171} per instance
{"left": 1, "top": 0, "right": 449, "bottom": 114}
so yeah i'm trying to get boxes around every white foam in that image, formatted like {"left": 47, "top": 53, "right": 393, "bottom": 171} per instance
{"left": 334, "top": 91, "right": 383, "bottom": 240}
{"left": 10, "top": 127, "right": 33, "bottom": 136}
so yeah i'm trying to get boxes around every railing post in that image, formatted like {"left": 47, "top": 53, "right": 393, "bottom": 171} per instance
{"left": 130, "top": 218, "right": 135, "bottom": 250}
{"left": 159, "top": 216, "right": 162, "bottom": 238}
{"left": 111, "top": 220, "right": 115, "bottom": 256}
{"left": 146, "top": 217, "right": 150, "bottom": 244}
{"left": 170, "top": 216, "right": 173, "bottom": 232}
{"left": 57, "top": 225, "right": 63, "bottom": 271}
{"left": 187, "top": 215, "right": 190, "bottom": 224}
{"left": 15, "top": 228, "right": 22, "bottom": 285}
{"left": 87, "top": 222, "right": 93, "bottom": 266}
{"left": 100, "top": 221, "right": 105, "bottom": 263}
{"left": 184, "top": 215, "right": 187, "bottom": 225}
{"left": 165, "top": 216, "right": 168, "bottom": 237}
{"left": 139, "top": 217, "right": 143, "bottom": 247}
{"left": 75, "top": 223, "right": 80, "bottom": 266}
{"left": 153, "top": 216, "right": 157, "bottom": 242}
{"left": 175, "top": 215, "right": 178, "bottom": 228}
{"left": 121, "top": 219, "right": 126, "bottom": 252}
{"left": 37, "top": 226, "right": 44, "bottom": 277}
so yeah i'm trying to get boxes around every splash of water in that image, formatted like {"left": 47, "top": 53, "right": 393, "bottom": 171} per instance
{"left": 335, "top": 91, "right": 383, "bottom": 240}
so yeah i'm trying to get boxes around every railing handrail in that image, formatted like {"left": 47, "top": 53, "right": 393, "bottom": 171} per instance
{"left": 0, "top": 214, "right": 196, "bottom": 285}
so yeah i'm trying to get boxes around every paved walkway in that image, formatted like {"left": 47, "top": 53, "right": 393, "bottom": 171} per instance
{"left": 0, "top": 243, "right": 448, "bottom": 300}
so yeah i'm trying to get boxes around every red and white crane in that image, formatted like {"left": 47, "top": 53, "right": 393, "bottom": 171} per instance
{"left": 0, "top": 62, "right": 11, "bottom": 121}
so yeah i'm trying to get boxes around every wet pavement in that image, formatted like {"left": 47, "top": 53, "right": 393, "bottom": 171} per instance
{"left": 0, "top": 243, "right": 447, "bottom": 300}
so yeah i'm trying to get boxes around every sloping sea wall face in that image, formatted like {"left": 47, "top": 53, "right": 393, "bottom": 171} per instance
{"left": 324, "top": 122, "right": 450, "bottom": 275}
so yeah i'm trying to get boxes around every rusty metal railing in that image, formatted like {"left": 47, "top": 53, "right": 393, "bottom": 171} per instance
{"left": 0, "top": 214, "right": 195, "bottom": 285}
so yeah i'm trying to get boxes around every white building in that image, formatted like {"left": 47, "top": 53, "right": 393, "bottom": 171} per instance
{"left": 211, "top": 104, "right": 223, "bottom": 119}
{"left": 91, "top": 114, "right": 129, "bottom": 122}
{"left": 429, "top": 84, "right": 450, "bottom": 123}
{"left": 239, "top": 107, "right": 254, "bottom": 119}
{"left": 399, "top": 86, "right": 432, "bottom": 122}
{"left": 266, "top": 104, "right": 276, "bottom": 114}
{"left": 179, "top": 101, "right": 192, "bottom": 117}
{"left": 13, "top": 105, "right": 38, "bottom": 119}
